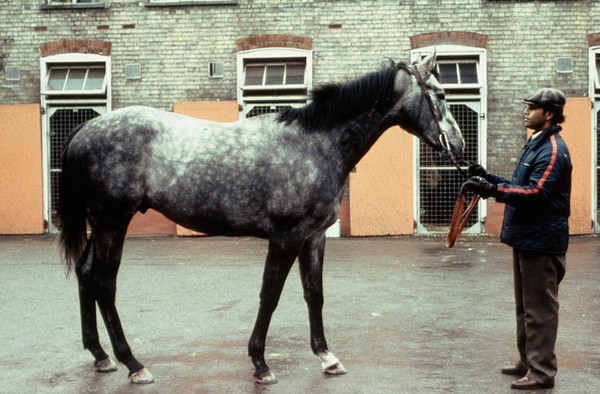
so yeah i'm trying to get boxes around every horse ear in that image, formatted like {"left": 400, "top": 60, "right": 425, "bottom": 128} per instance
{"left": 420, "top": 51, "right": 437, "bottom": 73}
{"left": 379, "top": 57, "right": 395, "bottom": 70}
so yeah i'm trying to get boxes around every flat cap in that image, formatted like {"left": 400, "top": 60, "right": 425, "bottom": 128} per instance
{"left": 523, "top": 88, "right": 566, "bottom": 110}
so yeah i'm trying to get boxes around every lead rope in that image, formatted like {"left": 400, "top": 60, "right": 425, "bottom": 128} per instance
{"left": 446, "top": 183, "right": 480, "bottom": 248}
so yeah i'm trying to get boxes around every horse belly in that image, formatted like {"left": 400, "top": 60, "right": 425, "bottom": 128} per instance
{"left": 146, "top": 167, "right": 274, "bottom": 236}
{"left": 152, "top": 193, "right": 271, "bottom": 237}
{"left": 146, "top": 167, "right": 335, "bottom": 238}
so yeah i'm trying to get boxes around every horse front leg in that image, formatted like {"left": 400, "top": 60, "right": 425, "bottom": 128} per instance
{"left": 298, "top": 233, "right": 346, "bottom": 376}
{"left": 248, "top": 236, "right": 301, "bottom": 384}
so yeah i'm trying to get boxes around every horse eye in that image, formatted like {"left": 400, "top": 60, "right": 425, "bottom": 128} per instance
{"left": 436, "top": 92, "right": 446, "bottom": 100}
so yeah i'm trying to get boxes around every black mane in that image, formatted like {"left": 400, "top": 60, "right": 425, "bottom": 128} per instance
{"left": 277, "top": 65, "right": 401, "bottom": 131}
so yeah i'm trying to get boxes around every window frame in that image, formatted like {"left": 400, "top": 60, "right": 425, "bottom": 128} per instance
{"left": 237, "top": 48, "right": 312, "bottom": 118}
{"left": 242, "top": 61, "right": 307, "bottom": 90}
{"left": 42, "top": 0, "right": 107, "bottom": 9}
{"left": 594, "top": 54, "right": 600, "bottom": 93}
{"left": 40, "top": 53, "right": 111, "bottom": 104}
{"left": 435, "top": 59, "right": 481, "bottom": 89}
{"left": 47, "top": 0, "right": 102, "bottom": 3}
{"left": 146, "top": 0, "right": 238, "bottom": 6}
{"left": 43, "top": 64, "right": 108, "bottom": 95}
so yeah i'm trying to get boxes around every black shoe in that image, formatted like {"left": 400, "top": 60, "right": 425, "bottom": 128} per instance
{"left": 501, "top": 366, "right": 527, "bottom": 376}
{"left": 510, "top": 376, "right": 554, "bottom": 390}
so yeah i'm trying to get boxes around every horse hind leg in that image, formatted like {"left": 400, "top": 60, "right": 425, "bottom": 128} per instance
{"left": 298, "top": 233, "right": 346, "bottom": 376}
{"left": 75, "top": 234, "right": 117, "bottom": 373}
{"left": 80, "top": 221, "right": 154, "bottom": 384}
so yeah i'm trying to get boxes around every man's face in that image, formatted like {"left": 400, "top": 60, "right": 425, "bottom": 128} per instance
{"left": 523, "top": 104, "right": 553, "bottom": 131}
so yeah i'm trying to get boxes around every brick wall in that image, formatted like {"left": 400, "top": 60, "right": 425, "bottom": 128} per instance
{"left": 0, "top": 0, "right": 596, "bottom": 178}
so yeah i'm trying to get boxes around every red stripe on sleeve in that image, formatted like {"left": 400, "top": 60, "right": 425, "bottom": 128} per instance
{"left": 497, "top": 135, "right": 558, "bottom": 195}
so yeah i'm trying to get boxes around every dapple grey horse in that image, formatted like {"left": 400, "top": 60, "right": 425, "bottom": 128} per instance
{"left": 58, "top": 53, "right": 463, "bottom": 385}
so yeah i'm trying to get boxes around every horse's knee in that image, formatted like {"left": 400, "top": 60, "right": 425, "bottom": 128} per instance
{"left": 304, "top": 291, "right": 325, "bottom": 307}
{"left": 258, "top": 288, "right": 282, "bottom": 311}
{"left": 302, "top": 279, "right": 324, "bottom": 307}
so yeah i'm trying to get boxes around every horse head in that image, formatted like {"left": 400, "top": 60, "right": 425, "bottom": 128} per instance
{"left": 388, "top": 53, "right": 464, "bottom": 164}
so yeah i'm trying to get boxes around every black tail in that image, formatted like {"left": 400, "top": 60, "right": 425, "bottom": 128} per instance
{"left": 58, "top": 123, "right": 88, "bottom": 275}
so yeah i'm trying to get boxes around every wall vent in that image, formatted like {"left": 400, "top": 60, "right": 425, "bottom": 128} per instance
{"left": 555, "top": 57, "right": 573, "bottom": 74}
{"left": 125, "top": 63, "right": 141, "bottom": 80}
{"left": 5, "top": 65, "right": 20, "bottom": 81}
{"left": 209, "top": 62, "right": 224, "bottom": 78}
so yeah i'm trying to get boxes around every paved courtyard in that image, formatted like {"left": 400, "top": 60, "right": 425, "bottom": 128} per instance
{"left": 0, "top": 235, "right": 599, "bottom": 393}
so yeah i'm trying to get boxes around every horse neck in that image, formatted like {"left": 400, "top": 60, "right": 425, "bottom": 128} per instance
{"left": 335, "top": 112, "right": 394, "bottom": 175}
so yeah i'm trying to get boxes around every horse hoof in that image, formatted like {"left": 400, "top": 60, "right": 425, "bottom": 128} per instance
{"left": 318, "top": 351, "right": 347, "bottom": 375}
{"left": 94, "top": 357, "right": 117, "bottom": 373}
{"left": 129, "top": 368, "right": 154, "bottom": 384}
{"left": 254, "top": 370, "right": 278, "bottom": 385}
{"left": 324, "top": 361, "right": 347, "bottom": 375}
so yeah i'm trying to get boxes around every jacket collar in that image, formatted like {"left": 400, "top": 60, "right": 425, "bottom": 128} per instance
{"left": 525, "top": 124, "right": 562, "bottom": 150}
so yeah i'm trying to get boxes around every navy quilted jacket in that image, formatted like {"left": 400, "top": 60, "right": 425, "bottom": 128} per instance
{"left": 488, "top": 125, "right": 572, "bottom": 254}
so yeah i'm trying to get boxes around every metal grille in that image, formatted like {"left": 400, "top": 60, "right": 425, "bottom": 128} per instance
{"left": 418, "top": 103, "right": 479, "bottom": 232}
{"left": 245, "top": 105, "right": 292, "bottom": 119}
{"left": 49, "top": 108, "right": 101, "bottom": 228}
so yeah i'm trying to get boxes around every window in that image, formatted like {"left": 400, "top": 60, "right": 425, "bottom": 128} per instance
{"left": 47, "top": 0, "right": 103, "bottom": 4}
{"left": 595, "top": 55, "right": 600, "bottom": 92}
{"left": 43, "top": 65, "right": 107, "bottom": 95}
{"left": 146, "top": 0, "right": 238, "bottom": 5}
{"left": 436, "top": 60, "right": 480, "bottom": 87}
{"left": 243, "top": 62, "right": 306, "bottom": 88}
{"left": 43, "top": 0, "right": 106, "bottom": 9}
{"left": 237, "top": 48, "right": 312, "bottom": 112}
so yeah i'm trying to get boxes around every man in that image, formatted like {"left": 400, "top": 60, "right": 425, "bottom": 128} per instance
{"left": 466, "top": 88, "right": 572, "bottom": 390}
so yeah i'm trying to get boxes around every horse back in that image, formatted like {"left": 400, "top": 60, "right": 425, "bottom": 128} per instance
{"left": 64, "top": 106, "right": 343, "bottom": 236}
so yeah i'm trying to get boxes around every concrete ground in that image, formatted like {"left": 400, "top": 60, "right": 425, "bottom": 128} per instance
{"left": 0, "top": 234, "right": 599, "bottom": 394}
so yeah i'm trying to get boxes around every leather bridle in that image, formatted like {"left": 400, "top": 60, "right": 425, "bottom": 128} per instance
{"left": 398, "top": 63, "right": 468, "bottom": 177}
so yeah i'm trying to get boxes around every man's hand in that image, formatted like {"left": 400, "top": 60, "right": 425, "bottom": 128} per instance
{"left": 468, "top": 164, "right": 491, "bottom": 178}
{"left": 464, "top": 176, "right": 497, "bottom": 199}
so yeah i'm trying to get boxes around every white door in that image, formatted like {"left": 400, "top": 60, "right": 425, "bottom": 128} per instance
{"left": 45, "top": 106, "right": 106, "bottom": 233}
{"left": 416, "top": 101, "right": 482, "bottom": 234}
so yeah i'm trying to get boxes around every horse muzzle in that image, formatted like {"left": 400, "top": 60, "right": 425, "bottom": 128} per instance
{"left": 438, "top": 127, "right": 464, "bottom": 162}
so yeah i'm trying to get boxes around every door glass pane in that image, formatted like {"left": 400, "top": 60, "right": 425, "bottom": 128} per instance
{"left": 84, "top": 67, "right": 105, "bottom": 90}
{"left": 64, "top": 68, "right": 86, "bottom": 90}
{"left": 596, "top": 57, "right": 600, "bottom": 90}
{"left": 459, "top": 63, "right": 478, "bottom": 84}
{"left": 265, "top": 65, "right": 285, "bottom": 85}
{"left": 285, "top": 63, "right": 305, "bottom": 85}
{"left": 47, "top": 68, "right": 68, "bottom": 90}
{"left": 244, "top": 65, "right": 264, "bottom": 85}
{"left": 438, "top": 63, "right": 458, "bottom": 84}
